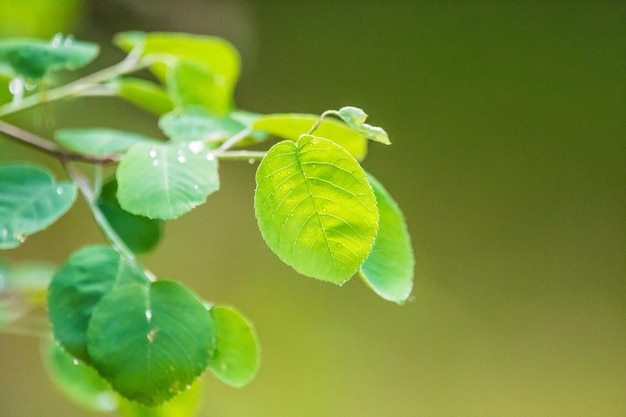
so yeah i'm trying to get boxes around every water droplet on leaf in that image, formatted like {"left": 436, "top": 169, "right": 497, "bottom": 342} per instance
{"left": 149, "top": 149, "right": 158, "bottom": 158}
{"left": 56, "top": 186, "right": 64, "bottom": 195}
{"left": 50, "top": 33, "right": 63, "bottom": 48}
{"left": 177, "top": 155, "right": 186, "bottom": 163}
{"left": 206, "top": 153, "right": 215, "bottom": 161}
{"left": 152, "top": 160, "right": 159, "bottom": 167}
{"left": 72, "top": 359, "right": 80, "bottom": 365}
{"left": 188, "top": 141, "right": 204, "bottom": 154}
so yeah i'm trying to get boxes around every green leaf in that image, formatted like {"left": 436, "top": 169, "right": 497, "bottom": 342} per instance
{"left": 117, "top": 141, "right": 220, "bottom": 220}
{"left": 208, "top": 305, "right": 260, "bottom": 388}
{"left": 168, "top": 59, "right": 233, "bottom": 115}
{"left": 360, "top": 173, "right": 414, "bottom": 304}
{"left": 255, "top": 135, "right": 379, "bottom": 284}
{"left": 0, "top": 164, "right": 76, "bottom": 249}
{"left": 118, "top": 381, "right": 201, "bottom": 417}
{"left": 54, "top": 128, "right": 159, "bottom": 157}
{"left": 42, "top": 339, "right": 118, "bottom": 413}
{"left": 86, "top": 280, "right": 215, "bottom": 406}
{"left": 47, "top": 245, "right": 149, "bottom": 362}
{"left": 97, "top": 179, "right": 164, "bottom": 254}
{"left": 0, "top": 35, "right": 99, "bottom": 79}
{"left": 159, "top": 107, "right": 242, "bottom": 144}
{"left": 0, "top": 73, "right": 12, "bottom": 104}
{"left": 111, "top": 77, "right": 174, "bottom": 115}
{"left": 253, "top": 113, "right": 368, "bottom": 160}
{"left": 337, "top": 106, "right": 391, "bottom": 145}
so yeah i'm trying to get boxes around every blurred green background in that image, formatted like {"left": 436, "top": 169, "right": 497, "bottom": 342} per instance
{"left": 1, "top": 1, "right": 625, "bottom": 416}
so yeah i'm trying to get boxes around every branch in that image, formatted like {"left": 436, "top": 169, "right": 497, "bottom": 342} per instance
{"left": 0, "top": 120, "right": 120, "bottom": 164}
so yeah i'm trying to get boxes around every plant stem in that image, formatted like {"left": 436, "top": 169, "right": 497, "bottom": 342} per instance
{"left": 306, "top": 110, "right": 340, "bottom": 136}
{"left": 0, "top": 119, "right": 120, "bottom": 164}
{"left": 217, "top": 151, "right": 266, "bottom": 161}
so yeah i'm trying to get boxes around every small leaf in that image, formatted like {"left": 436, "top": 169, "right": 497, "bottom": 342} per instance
{"left": 159, "top": 107, "right": 242, "bottom": 144}
{"left": 47, "top": 245, "right": 149, "bottom": 362}
{"left": 255, "top": 135, "right": 379, "bottom": 284}
{"left": 111, "top": 77, "right": 174, "bottom": 115}
{"left": 42, "top": 339, "right": 118, "bottom": 413}
{"left": 0, "top": 164, "right": 76, "bottom": 249}
{"left": 97, "top": 179, "right": 164, "bottom": 254}
{"left": 117, "top": 141, "right": 220, "bottom": 220}
{"left": 86, "top": 280, "right": 215, "bottom": 406}
{"left": 360, "top": 173, "right": 414, "bottom": 304}
{"left": 118, "top": 380, "right": 201, "bottom": 417}
{"left": 209, "top": 305, "right": 260, "bottom": 388}
{"left": 0, "top": 35, "right": 99, "bottom": 79}
{"left": 337, "top": 106, "right": 390, "bottom": 145}
{"left": 253, "top": 113, "right": 368, "bottom": 160}
{"left": 54, "top": 128, "right": 159, "bottom": 157}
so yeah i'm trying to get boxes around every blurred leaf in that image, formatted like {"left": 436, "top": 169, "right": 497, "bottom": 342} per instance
{"left": 47, "top": 245, "right": 149, "bottom": 362}
{"left": 0, "top": 35, "right": 98, "bottom": 80}
{"left": 159, "top": 107, "right": 242, "bottom": 144}
{"left": 253, "top": 114, "right": 368, "bottom": 160}
{"left": 230, "top": 110, "right": 270, "bottom": 146}
{"left": 118, "top": 380, "right": 201, "bottom": 417}
{"left": 337, "top": 106, "right": 390, "bottom": 145}
{"left": 208, "top": 306, "right": 260, "bottom": 388}
{"left": 360, "top": 173, "right": 414, "bottom": 304}
{"left": 0, "top": 73, "right": 12, "bottom": 104}
{"left": 54, "top": 128, "right": 159, "bottom": 157}
{"left": 0, "top": 164, "right": 76, "bottom": 249}
{"left": 112, "top": 77, "right": 174, "bottom": 115}
{"left": 7, "top": 262, "right": 55, "bottom": 305}
{"left": 42, "top": 339, "right": 118, "bottom": 413}
{"left": 255, "top": 135, "right": 379, "bottom": 284}
{"left": 0, "top": 0, "right": 82, "bottom": 39}
{"left": 97, "top": 179, "right": 164, "bottom": 254}
{"left": 86, "top": 280, "right": 215, "bottom": 406}
{"left": 168, "top": 59, "right": 233, "bottom": 115}
{"left": 117, "top": 141, "right": 219, "bottom": 220}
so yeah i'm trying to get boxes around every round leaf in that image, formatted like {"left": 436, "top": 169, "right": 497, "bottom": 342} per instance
{"left": 117, "top": 141, "right": 220, "bottom": 220}
{"left": 42, "top": 339, "right": 117, "bottom": 413}
{"left": 360, "top": 173, "right": 415, "bottom": 304}
{"left": 209, "top": 306, "right": 260, "bottom": 388}
{"left": 0, "top": 164, "right": 76, "bottom": 249}
{"left": 47, "top": 245, "right": 149, "bottom": 362}
{"left": 86, "top": 280, "right": 215, "bottom": 406}
{"left": 255, "top": 135, "right": 379, "bottom": 284}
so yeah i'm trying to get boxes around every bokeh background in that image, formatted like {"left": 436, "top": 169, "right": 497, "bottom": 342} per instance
{"left": 1, "top": 1, "right": 625, "bottom": 416}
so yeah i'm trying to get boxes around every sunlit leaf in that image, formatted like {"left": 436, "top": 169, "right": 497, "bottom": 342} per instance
{"left": 255, "top": 135, "right": 379, "bottom": 284}
{"left": 0, "top": 164, "right": 76, "bottom": 249}
{"left": 97, "top": 179, "right": 164, "bottom": 254}
{"left": 0, "top": 35, "right": 98, "bottom": 79}
{"left": 360, "top": 173, "right": 414, "bottom": 304}
{"left": 111, "top": 77, "right": 174, "bottom": 115}
{"left": 253, "top": 113, "right": 368, "bottom": 160}
{"left": 208, "top": 305, "right": 260, "bottom": 388}
{"left": 118, "top": 380, "right": 201, "bottom": 417}
{"left": 54, "top": 128, "right": 159, "bottom": 157}
{"left": 42, "top": 339, "right": 118, "bottom": 413}
{"left": 86, "top": 280, "right": 215, "bottom": 406}
{"left": 47, "top": 245, "right": 149, "bottom": 362}
{"left": 337, "top": 106, "right": 390, "bottom": 145}
{"left": 117, "top": 141, "right": 219, "bottom": 220}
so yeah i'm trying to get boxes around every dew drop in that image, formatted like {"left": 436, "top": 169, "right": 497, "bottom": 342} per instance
{"left": 152, "top": 160, "right": 159, "bottom": 167}
{"left": 206, "top": 153, "right": 215, "bottom": 161}
{"left": 193, "top": 184, "right": 200, "bottom": 191}
{"left": 9, "top": 78, "right": 24, "bottom": 104}
{"left": 185, "top": 384, "right": 192, "bottom": 390}
{"left": 321, "top": 207, "right": 327, "bottom": 213}
{"left": 63, "top": 34, "right": 74, "bottom": 47}
{"left": 0, "top": 229, "right": 7, "bottom": 238}
{"left": 149, "top": 149, "right": 158, "bottom": 158}
{"left": 248, "top": 158, "right": 255, "bottom": 165}
{"left": 72, "top": 359, "right": 80, "bottom": 366}
{"left": 15, "top": 233, "right": 26, "bottom": 243}
{"left": 188, "top": 140, "right": 204, "bottom": 154}
{"left": 177, "top": 155, "right": 186, "bottom": 163}
{"left": 56, "top": 186, "right": 64, "bottom": 195}
{"left": 145, "top": 310, "right": 152, "bottom": 320}
{"left": 50, "top": 33, "right": 63, "bottom": 48}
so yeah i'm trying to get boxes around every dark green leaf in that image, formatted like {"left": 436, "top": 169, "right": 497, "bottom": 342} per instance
{"left": 360, "top": 173, "right": 414, "bottom": 304}
{"left": 97, "top": 179, "right": 164, "bottom": 254}
{"left": 253, "top": 113, "right": 368, "bottom": 160}
{"left": 255, "top": 135, "right": 379, "bottom": 284}
{"left": 0, "top": 164, "right": 76, "bottom": 249}
{"left": 86, "top": 280, "right": 215, "bottom": 406}
{"left": 42, "top": 339, "right": 118, "bottom": 413}
{"left": 54, "top": 128, "right": 159, "bottom": 157}
{"left": 111, "top": 77, "right": 174, "bottom": 115}
{"left": 209, "top": 305, "right": 260, "bottom": 388}
{"left": 47, "top": 245, "right": 149, "bottom": 362}
{"left": 117, "top": 141, "right": 220, "bottom": 220}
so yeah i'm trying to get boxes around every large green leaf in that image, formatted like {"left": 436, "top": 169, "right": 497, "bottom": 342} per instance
{"left": 253, "top": 113, "right": 368, "bottom": 160}
{"left": 255, "top": 135, "right": 379, "bottom": 284}
{"left": 97, "top": 179, "right": 164, "bottom": 254}
{"left": 360, "top": 173, "right": 414, "bottom": 304}
{"left": 54, "top": 128, "right": 159, "bottom": 157}
{"left": 86, "top": 280, "right": 215, "bottom": 406}
{"left": 114, "top": 31, "right": 239, "bottom": 92}
{"left": 0, "top": 164, "right": 76, "bottom": 249}
{"left": 118, "top": 381, "right": 201, "bottom": 417}
{"left": 111, "top": 77, "right": 174, "bottom": 115}
{"left": 47, "top": 245, "right": 149, "bottom": 362}
{"left": 42, "top": 339, "right": 118, "bottom": 413}
{"left": 117, "top": 141, "right": 220, "bottom": 220}
{"left": 208, "top": 305, "right": 260, "bottom": 388}
{"left": 0, "top": 35, "right": 99, "bottom": 79}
